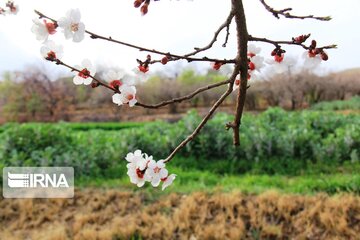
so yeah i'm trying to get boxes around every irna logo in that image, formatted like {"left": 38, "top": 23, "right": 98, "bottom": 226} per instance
{"left": 7, "top": 172, "right": 69, "bottom": 188}
{"left": 3, "top": 167, "right": 74, "bottom": 198}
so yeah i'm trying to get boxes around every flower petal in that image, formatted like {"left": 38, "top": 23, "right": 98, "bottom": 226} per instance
{"left": 83, "top": 78, "right": 92, "bottom": 85}
{"left": 157, "top": 160, "right": 165, "bottom": 169}
{"left": 73, "top": 76, "right": 83, "bottom": 85}
{"left": 112, "top": 94, "right": 122, "bottom": 105}
{"left": 137, "top": 180, "right": 145, "bottom": 187}
{"left": 73, "top": 30, "right": 85, "bottom": 42}
{"left": 162, "top": 174, "right": 176, "bottom": 191}
{"left": 134, "top": 150, "right": 142, "bottom": 156}
{"left": 151, "top": 176, "right": 161, "bottom": 187}
{"left": 137, "top": 159, "right": 147, "bottom": 171}
{"left": 125, "top": 152, "right": 134, "bottom": 162}
{"left": 129, "top": 99, "right": 137, "bottom": 107}
{"left": 148, "top": 160, "right": 156, "bottom": 169}
{"left": 159, "top": 168, "right": 168, "bottom": 179}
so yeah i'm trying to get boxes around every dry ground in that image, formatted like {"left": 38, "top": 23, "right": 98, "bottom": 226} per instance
{"left": 1, "top": 189, "right": 360, "bottom": 240}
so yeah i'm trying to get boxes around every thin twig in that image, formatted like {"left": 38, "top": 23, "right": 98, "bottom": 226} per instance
{"left": 259, "top": 0, "right": 331, "bottom": 21}
{"left": 183, "top": 11, "right": 235, "bottom": 57}
{"left": 136, "top": 79, "right": 231, "bottom": 108}
{"left": 249, "top": 35, "right": 337, "bottom": 50}
{"left": 163, "top": 65, "right": 240, "bottom": 163}
{"left": 222, "top": 22, "right": 231, "bottom": 48}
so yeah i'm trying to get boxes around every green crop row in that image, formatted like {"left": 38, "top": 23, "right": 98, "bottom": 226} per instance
{"left": 0, "top": 121, "right": 145, "bottom": 133}
{"left": 0, "top": 108, "right": 359, "bottom": 180}
{"left": 311, "top": 96, "right": 360, "bottom": 111}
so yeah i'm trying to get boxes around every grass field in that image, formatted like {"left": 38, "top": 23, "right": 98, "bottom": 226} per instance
{"left": 77, "top": 166, "right": 360, "bottom": 195}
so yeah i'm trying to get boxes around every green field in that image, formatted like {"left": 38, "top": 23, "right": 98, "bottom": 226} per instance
{"left": 78, "top": 164, "right": 360, "bottom": 195}
{"left": 1, "top": 108, "right": 360, "bottom": 240}
{"left": 1, "top": 108, "right": 359, "bottom": 194}
{"left": 311, "top": 96, "right": 360, "bottom": 111}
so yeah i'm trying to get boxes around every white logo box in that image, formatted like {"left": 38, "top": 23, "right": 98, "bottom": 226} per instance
{"left": 2, "top": 167, "right": 74, "bottom": 198}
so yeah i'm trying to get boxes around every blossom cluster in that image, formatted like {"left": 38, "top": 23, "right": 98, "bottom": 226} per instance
{"left": 0, "top": 1, "right": 18, "bottom": 15}
{"left": 126, "top": 150, "right": 176, "bottom": 190}
{"left": 31, "top": 8, "right": 84, "bottom": 64}
{"left": 31, "top": 9, "right": 176, "bottom": 190}
{"left": 230, "top": 44, "right": 265, "bottom": 91}
{"left": 31, "top": 8, "right": 147, "bottom": 108}
{"left": 214, "top": 37, "right": 329, "bottom": 88}
{"left": 302, "top": 40, "right": 328, "bottom": 69}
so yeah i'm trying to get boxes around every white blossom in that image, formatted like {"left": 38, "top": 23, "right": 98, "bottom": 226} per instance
{"left": 57, "top": 9, "right": 85, "bottom": 42}
{"left": 132, "top": 67, "right": 149, "bottom": 84}
{"left": 127, "top": 166, "right": 147, "bottom": 187}
{"left": 103, "top": 69, "right": 125, "bottom": 81}
{"left": 125, "top": 150, "right": 176, "bottom": 189}
{"left": 145, "top": 160, "right": 168, "bottom": 187}
{"left": 302, "top": 51, "right": 322, "bottom": 69}
{"left": 232, "top": 78, "right": 241, "bottom": 92}
{"left": 40, "top": 40, "right": 63, "bottom": 60}
{"left": 31, "top": 18, "right": 57, "bottom": 41}
{"left": 112, "top": 85, "right": 137, "bottom": 107}
{"left": 8, "top": 3, "right": 19, "bottom": 15}
{"left": 122, "top": 74, "right": 136, "bottom": 86}
{"left": 126, "top": 150, "right": 148, "bottom": 187}
{"left": 251, "top": 55, "right": 265, "bottom": 72}
{"left": 247, "top": 45, "right": 265, "bottom": 79}
{"left": 162, "top": 174, "right": 176, "bottom": 191}
{"left": 248, "top": 44, "right": 261, "bottom": 56}
{"left": 249, "top": 72, "right": 261, "bottom": 81}
{"left": 126, "top": 150, "right": 147, "bottom": 171}
{"left": 73, "top": 59, "right": 96, "bottom": 85}
{"left": 266, "top": 55, "right": 295, "bottom": 74}
{"left": 103, "top": 69, "right": 136, "bottom": 88}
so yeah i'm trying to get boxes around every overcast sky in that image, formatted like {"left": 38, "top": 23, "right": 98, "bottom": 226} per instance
{"left": 0, "top": 0, "right": 359, "bottom": 79}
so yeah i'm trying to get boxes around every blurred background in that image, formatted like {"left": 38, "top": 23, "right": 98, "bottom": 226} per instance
{"left": 0, "top": 0, "right": 360, "bottom": 239}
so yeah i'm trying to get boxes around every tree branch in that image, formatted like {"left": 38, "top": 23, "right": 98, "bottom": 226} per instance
{"left": 53, "top": 59, "right": 118, "bottom": 93}
{"left": 259, "top": 0, "right": 331, "bottom": 21}
{"left": 228, "top": 0, "right": 249, "bottom": 146}
{"left": 34, "top": 10, "right": 236, "bottom": 65}
{"left": 136, "top": 79, "right": 231, "bottom": 109}
{"left": 48, "top": 58, "right": 231, "bottom": 110}
{"left": 163, "top": 64, "right": 240, "bottom": 163}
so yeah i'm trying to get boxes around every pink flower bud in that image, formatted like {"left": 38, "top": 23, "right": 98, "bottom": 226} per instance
{"left": 161, "top": 56, "right": 169, "bottom": 65}
{"left": 141, "top": 3, "right": 148, "bottom": 15}
{"left": 110, "top": 80, "right": 122, "bottom": 89}
{"left": 212, "top": 61, "right": 223, "bottom": 70}
{"left": 320, "top": 51, "right": 329, "bottom": 61}
{"left": 138, "top": 65, "right": 149, "bottom": 73}
{"left": 91, "top": 82, "right": 100, "bottom": 88}
{"left": 134, "top": 0, "right": 143, "bottom": 8}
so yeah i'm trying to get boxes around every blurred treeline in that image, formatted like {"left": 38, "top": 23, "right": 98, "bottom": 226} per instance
{"left": 0, "top": 67, "right": 359, "bottom": 122}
